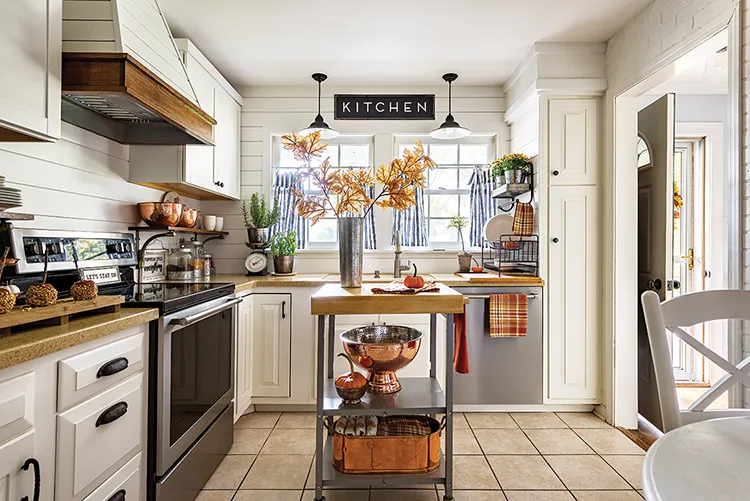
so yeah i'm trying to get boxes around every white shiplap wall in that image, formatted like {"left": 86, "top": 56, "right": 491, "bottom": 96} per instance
{"left": 202, "top": 85, "right": 509, "bottom": 274}
{"left": 604, "top": 0, "right": 743, "bottom": 413}
{"left": 0, "top": 123, "right": 197, "bottom": 233}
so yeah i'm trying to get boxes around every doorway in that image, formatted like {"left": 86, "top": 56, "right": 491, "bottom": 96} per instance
{"left": 635, "top": 29, "right": 734, "bottom": 430}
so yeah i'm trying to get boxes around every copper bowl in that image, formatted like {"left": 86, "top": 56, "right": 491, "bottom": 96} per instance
{"left": 178, "top": 208, "right": 200, "bottom": 228}
{"left": 137, "top": 202, "right": 183, "bottom": 227}
{"left": 340, "top": 325, "right": 423, "bottom": 394}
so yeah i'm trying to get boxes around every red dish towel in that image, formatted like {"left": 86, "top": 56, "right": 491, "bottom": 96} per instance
{"left": 453, "top": 306, "right": 469, "bottom": 374}
{"left": 489, "top": 294, "right": 528, "bottom": 338}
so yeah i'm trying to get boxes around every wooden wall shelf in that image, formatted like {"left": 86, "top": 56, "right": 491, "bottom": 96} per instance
{"left": 128, "top": 226, "right": 228, "bottom": 236}
{"left": 0, "top": 212, "right": 35, "bottom": 221}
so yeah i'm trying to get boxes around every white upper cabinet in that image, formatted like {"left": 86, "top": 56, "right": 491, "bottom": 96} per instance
{"left": 547, "top": 99, "right": 598, "bottom": 186}
{"left": 129, "top": 39, "right": 242, "bottom": 200}
{"left": 0, "top": 0, "right": 61, "bottom": 141}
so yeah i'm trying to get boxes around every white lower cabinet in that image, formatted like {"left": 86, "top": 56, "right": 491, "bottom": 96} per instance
{"left": 0, "top": 431, "right": 37, "bottom": 501}
{"left": 251, "top": 294, "right": 292, "bottom": 398}
{"left": 235, "top": 294, "right": 253, "bottom": 420}
{"left": 547, "top": 185, "right": 600, "bottom": 402}
{"left": 0, "top": 324, "right": 147, "bottom": 501}
{"left": 56, "top": 374, "right": 143, "bottom": 501}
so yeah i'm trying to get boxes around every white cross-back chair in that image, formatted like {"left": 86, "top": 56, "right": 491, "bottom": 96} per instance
{"left": 641, "top": 290, "right": 750, "bottom": 432}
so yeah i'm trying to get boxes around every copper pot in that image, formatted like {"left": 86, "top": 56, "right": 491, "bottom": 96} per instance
{"left": 137, "top": 202, "right": 183, "bottom": 227}
{"left": 341, "top": 325, "right": 423, "bottom": 394}
{"left": 178, "top": 208, "right": 200, "bottom": 228}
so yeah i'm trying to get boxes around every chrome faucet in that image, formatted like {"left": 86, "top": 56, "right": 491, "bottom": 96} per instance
{"left": 393, "top": 230, "right": 411, "bottom": 278}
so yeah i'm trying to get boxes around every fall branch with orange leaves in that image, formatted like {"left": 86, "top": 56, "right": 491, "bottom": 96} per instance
{"left": 281, "top": 131, "right": 436, "bottom": 224}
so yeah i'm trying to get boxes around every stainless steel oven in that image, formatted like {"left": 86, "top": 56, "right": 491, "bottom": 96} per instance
{"left": 153, "top": 294, "right": 240, "bottom": 501}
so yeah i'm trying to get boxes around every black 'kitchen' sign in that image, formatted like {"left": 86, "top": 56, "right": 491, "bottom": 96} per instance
{"left": 334, "top": 94, "right": 435, "bottom": 120}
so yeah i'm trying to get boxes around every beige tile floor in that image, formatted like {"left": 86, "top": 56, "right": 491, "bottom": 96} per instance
{"left": 197, "top": 411, "right": 645, "bottom": 501}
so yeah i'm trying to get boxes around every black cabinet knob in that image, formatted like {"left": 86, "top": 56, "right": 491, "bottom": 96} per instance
{"left": 552, "top": 170, "right": 560, "bottom": 176}
{"left": 552, "top": 237, "right": 559, "bottom": 243}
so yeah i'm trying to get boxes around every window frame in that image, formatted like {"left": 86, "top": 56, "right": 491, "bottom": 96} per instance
{"left": 271, "top": 134, "right": 375, "bottom": 249}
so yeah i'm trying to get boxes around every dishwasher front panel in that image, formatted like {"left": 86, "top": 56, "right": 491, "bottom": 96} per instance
{"left": 453, "top": 287, "right": 543, "bottom": 405}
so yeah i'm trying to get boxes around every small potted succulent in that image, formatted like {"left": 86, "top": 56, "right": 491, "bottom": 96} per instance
{"left": 448, "top": 215, "right": 472, "bottom": 273}
{"left": 269, "top": 230, "right": 297, "bottom": 274}
{"left": 241, "top": 193, "right": 280, "bottom": 245}
{"left": 491, "top": 153, "right": 532, "bottom": 185}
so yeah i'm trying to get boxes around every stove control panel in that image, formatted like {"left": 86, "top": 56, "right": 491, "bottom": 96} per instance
{"left": 11, "top": 230, "right": 137, "bottom": 274}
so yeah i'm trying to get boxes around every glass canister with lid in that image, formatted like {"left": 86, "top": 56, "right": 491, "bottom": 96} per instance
{"left": 186, "top": 240, "right": 206, "bottom": 280}
{"left": 204, "top": 253, "right": 215, "bottom": 277}
{"left": 167, "top": 245, "right": 193, "bottom": 281}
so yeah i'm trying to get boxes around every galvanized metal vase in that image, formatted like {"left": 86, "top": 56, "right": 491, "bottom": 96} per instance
{"left": 338, "top": 217, "right": 364, "bottom": 288}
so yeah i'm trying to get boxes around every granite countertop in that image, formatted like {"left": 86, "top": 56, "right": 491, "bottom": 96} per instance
{"left": 210, "top": 272, "right": 544, "bottom": 293}
{"left": 0, "top": 307, "right": 159, "bottom": 371}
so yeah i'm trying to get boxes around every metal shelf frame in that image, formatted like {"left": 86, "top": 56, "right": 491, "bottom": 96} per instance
{"left": 315, "top": 312, "right": 455, "bottom": 501}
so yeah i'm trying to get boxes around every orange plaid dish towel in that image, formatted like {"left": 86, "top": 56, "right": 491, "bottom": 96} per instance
{"left": 512, "top": 201, "right": 534, "bottom": 236}
{"left": 489, "top": 294, "right": 528, "bottom": 338}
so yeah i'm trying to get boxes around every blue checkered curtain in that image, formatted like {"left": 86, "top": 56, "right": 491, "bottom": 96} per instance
{"left": 469, "top": 167, "right": 496, "bottom": 247}
{"left": 391, "top": 187, "right": 428, "bottom": 247}
{"left": 271, "top": 172, "right": 307, "bottom": 249}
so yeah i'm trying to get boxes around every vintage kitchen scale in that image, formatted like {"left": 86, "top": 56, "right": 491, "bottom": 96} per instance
{"left": 244, "top": 242, "right": 269, "bottom": 276}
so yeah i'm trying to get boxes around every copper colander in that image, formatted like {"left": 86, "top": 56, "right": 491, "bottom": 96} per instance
{"left": 340, "top": 325, "right": 423, "bottom": 394}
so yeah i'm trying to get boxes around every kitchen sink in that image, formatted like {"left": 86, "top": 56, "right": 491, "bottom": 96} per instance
{"left": 322, "top": 273, "right": 434, "bottom": 283}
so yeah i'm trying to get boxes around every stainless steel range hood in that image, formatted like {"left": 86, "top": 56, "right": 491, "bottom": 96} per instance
{"left": 60, "top": 0, "right": 215, "bottom": 145}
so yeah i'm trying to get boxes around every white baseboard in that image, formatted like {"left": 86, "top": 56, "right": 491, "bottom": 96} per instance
{"left": 455, "top": 404, "right": 595, "bottom": 413}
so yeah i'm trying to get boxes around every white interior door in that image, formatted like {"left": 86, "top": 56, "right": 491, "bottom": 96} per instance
{"left": 637, "top": 94, "right": 675, "bottom": 431}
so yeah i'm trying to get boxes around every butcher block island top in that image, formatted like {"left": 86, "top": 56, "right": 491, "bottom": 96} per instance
{"left": 311, "top": 283, "right": 468, "bottom": 315}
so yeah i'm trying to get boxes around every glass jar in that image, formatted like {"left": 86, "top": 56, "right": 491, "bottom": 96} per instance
{"left": 186, "top": 240, "right": 206, "bottom": 280}
{"left": 167, "top": 246, "right": 193, "bottom": 281}
{"left": 204, "top": 253, "right": 215, "bottom": 277}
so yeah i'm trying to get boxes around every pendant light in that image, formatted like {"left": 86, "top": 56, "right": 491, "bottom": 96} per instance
{"left": 430, "top": 73, "right": 471, "bottom": 140}
{"left": 299, "top": 73, "right": 339, "bottom": 139}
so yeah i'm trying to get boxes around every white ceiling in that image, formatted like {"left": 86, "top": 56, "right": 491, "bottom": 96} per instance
{"left": 159, "top": 0, "right": 652, "bottom": 89}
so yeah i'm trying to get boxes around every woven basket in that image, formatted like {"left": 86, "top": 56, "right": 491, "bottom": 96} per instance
{"left": 329, "top": 415, "right": 443, "bottom": 474}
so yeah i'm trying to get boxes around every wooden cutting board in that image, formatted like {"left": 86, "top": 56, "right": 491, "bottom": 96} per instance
{"left": 0, "top": 295, "right": 124, "bottom": 335}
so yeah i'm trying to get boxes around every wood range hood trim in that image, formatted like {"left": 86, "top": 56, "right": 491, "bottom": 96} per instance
{"left": 61, "top": 53, "right": 216, "bottom": 145}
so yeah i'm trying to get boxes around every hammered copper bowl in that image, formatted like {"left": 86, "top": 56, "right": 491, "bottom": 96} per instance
{"left": 137, "top": 202, "right": 183, "bottom": 227}
{"left": 340, "top": 325, "right": 423, "bottom": 394}
{"left": 178, "top": 208, "right": 200, "bottom": 228}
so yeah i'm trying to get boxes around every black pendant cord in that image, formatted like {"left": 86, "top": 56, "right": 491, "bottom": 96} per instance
{"left": 448, "top": 80, "right": 452, "bottom": 116}
{"left": 316, "top": 80, "right": 322, "bottom": 119}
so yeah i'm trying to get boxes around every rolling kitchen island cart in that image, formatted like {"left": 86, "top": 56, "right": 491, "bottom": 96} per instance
{"left": 311, "top": 283, "right": 468, "bottom": 501}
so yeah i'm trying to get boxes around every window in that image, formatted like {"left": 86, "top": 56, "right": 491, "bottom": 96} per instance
{"left": 637, "top": 135, "right": 652, "bottom": 168}
{"left": 396, "top": 137, "right": 494, "bottom": 247}
{"left": 272, "top": 135, "right": 373, "bottom": 247}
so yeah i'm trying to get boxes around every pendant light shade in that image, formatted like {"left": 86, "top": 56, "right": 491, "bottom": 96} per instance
{"left": 430, "top": 73, "right": 471, "bottom": 140}
{"left": 299, "top": 73, "right": 339, "bottom": 139}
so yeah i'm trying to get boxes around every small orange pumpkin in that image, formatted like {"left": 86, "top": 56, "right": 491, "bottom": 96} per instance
{"left": 335, "top": 353, "right": 367, "bottom": 389}
{"left": 403, "top": 263, "right": 425, "bottom": 289}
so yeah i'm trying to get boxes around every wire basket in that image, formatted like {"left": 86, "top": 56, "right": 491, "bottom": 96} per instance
{"left": 482, "top": 235, "right": 539, "bottom": 276}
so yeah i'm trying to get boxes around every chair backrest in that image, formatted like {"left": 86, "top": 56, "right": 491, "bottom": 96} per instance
{"left": 641, "top": 290, "right": 750, "bottom": 432}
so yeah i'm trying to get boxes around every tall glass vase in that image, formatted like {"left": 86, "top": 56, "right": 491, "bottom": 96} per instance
{"left": 338, "top": 217, "right": 363, "bottom": 288}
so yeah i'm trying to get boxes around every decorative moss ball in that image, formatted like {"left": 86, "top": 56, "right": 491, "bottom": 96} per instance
{"left": 25, "top": 283, "right": 58, "bottom": 307}
{"left": 0, "top": 289, "right": 16, "bottom": 314}
{"left": 70, "top": 280, "right": 98, "bottom": 301}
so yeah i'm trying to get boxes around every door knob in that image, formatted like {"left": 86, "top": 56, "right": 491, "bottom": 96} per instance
{"left": 681, "top": 248, "right": 694, "bottom": 271}
{"left": 552, "top": 170, "right": 560, "bottom": 176}
{"left": 667, "top": 280, "right": 681, "bottom": 291}
{"left": 647, "top": 279, "right": 663, "bottom": 291}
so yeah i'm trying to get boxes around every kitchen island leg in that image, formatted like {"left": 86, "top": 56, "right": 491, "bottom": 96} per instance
{"left": 444, "top": 313, "right": 454, "bottom": 500}
{"left": 315, "top": 314, "right": 326, "bottom": 501}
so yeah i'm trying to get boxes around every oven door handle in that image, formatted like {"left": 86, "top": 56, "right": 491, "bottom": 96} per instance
{"left": 169, "top": 298, "right": 241, "bottom": 327}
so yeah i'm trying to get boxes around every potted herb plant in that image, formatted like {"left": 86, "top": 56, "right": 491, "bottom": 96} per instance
{"left": 269, "top": 230, "right": 297, "bottom": 274}
{"left": 492, "top": 153, "right": 532, "bottom": 184}
{"left": 241, "top": 193, "right": 280, "bottom": 245}
{"left": 448, "top": 215, "right": 472, "bottom": 273}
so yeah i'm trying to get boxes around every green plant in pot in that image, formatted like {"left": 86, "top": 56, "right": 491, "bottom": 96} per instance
{"left": 447, "top": 215, "right": 472, "bottom": 273}
{"left": 241, "top": 193, "right": 280, "bottom": 245}
{"left": 491, "top": 153, "right": 532, "bottom": 185}
{"left": 269, "top": 230, "right": 297, "bottom": 274}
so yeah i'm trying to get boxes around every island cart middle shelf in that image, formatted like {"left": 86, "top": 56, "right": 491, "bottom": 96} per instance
{"left": 310, "top": 283, "right": 468, "bottom": 501}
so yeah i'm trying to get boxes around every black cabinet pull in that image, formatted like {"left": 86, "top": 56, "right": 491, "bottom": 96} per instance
{"left": 97, "top": 357, "right": 129, "bottom": 379}
{"left": 214, "top": 181, "right": 225, "bottom": 188}
{"left": 20, "top": 457, "right": 40, "bottom": 501}
{"left": 552, "top": 237, "right": 559, "bottom": 243}
{"left": 95, "top": 402, "right": 128, "bottom": 428}
{"left": 107, "top": 489, "right": 126, "bottom": 501}
{"left": 281, "top": 301, "right": 286, "bottom": 319}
